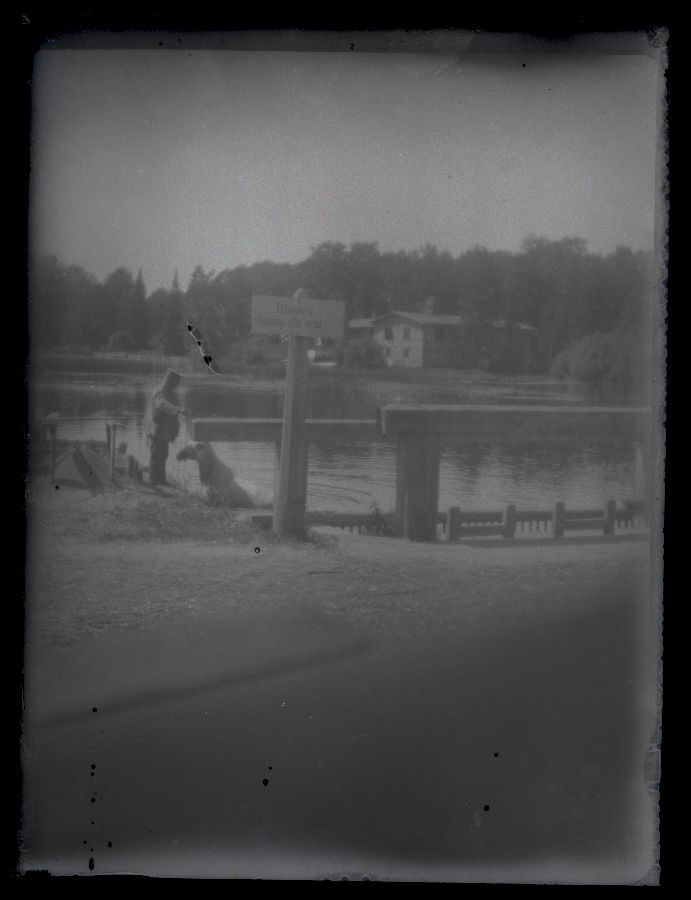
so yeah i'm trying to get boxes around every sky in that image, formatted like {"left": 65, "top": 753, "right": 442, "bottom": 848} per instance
{"left": 29, "top": 32, "right": 665, "bottom": 292}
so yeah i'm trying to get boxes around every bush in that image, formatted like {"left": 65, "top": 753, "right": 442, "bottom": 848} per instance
{"left": 550, "top": 329, "right": 637, "bottom": 398}
{"left": 339, "top": 337, "right": 387, "bottom": 369}
{"left": 148, "top": 332, "right": 166, "bottom": 352}
{"left": 107, "top": 330, "right": 135, "bottom": 352}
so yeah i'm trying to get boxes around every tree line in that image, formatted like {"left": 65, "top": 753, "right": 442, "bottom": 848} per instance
{"left": 29, "top": 236, "right": 657, "bottom": 395}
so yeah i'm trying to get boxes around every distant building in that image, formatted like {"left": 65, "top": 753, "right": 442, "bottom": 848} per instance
{"left": 346, "top": 309, "right": 538, "bottom": 370}
{"left": 371, "top": 312, "right": 465, "bottom": 368}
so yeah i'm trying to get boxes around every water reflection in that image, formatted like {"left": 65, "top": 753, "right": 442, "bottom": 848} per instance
{"left": 32, "top": 376, "right": 638, "bottom": 514}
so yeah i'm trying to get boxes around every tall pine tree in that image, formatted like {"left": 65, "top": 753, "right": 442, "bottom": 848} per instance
{"left": 163, "top": 269, "right": 187, "bottom": 355}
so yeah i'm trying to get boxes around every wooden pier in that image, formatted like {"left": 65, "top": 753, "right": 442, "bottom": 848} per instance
{"left": 193, "top": 404, "right": 653, "bottom": 543}
{"left": 378, "top": 404, "right": 652, "bottom": 542}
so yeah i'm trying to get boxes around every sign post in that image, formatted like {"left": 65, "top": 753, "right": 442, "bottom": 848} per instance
{"left": 251, "top": 293, "right": 345, "bottom": 537}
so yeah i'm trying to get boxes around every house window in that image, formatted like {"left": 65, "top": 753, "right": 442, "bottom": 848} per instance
{"left": 402, "top": 348, "right": 410, "bottom": 358}
{"left": 434, "top": 326, "right": 445, "bottom": 343}
{"left": 403, "top": 326, "right": 411, "bottom": 341}
{"left": 384, "top": 326, "right": 393, "bottom": 341}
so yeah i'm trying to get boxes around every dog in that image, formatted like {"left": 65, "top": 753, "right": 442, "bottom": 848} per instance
{"left": 176, "top": 442, "right": 272, "bottom": 508}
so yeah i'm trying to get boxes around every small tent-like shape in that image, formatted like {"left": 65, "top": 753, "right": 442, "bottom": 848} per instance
{"left": 52, "top": 442, "right": 123, "bottom": 493}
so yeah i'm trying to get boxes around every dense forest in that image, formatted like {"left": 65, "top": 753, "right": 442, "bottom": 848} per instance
{"left": 29, "top": 237, "right": 658, "bottom": 397}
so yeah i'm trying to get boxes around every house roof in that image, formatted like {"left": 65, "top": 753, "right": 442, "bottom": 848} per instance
{"left": 490, "top": 319, "right": 537, "bottom": 332}
{"left": 348, "top": 318, "right": 375, "bottom": 328}
{"left": 373, "top": 312, "right": 466, "bottom": 327}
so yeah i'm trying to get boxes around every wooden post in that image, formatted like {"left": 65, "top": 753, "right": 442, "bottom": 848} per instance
{"left": 273, "top": 440, "right": 282, "bottom": 510}
{"left": 634, "top": 442, "right": 647, "bottom": 501}
{"left": 447, "top": 506, "right": 460, "bottom": 542}
{"left": 106, "top": 422, "right": 117, "bottom": 480}
{"left": 273, "top": 335, "right": 310, "bottom": 538}
{"left": 502, "top": 503, "right": 517, "bottom": 538}
{"left": 47, "top": 422, "right": 57, "bottom": 484}
{"left": 274, "top": 438, "right": 309, "bottom": 515}
{"left": 603, "top": 499, "right": 616, "bottom": 535}
{"left": 553, "top": 501, "right": 565, "bottom": 538}
{"left": 395, "top": 432, "right": 441, "bottom": 542}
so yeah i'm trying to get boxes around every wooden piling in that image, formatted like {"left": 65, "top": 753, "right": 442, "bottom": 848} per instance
{"left": 502, "top": 504, "right": 517, "bottom": 538}
{"left": 106, "top": 422, "right": 117, "bottom": 480}
{"left": 273, "top": 335, "right": 310, "bottom": 538}
{"left": 603, "top": 499, "right": 616, "bottom": 535}
{"left": 447, "top": 506, "right": 461, "bottom": 542}
{"left": 47, "top": 423, "right": 57, "bottom": 484}
{"left": 553, "top": 501, "right": 566, "bottom": 538}
{"left": 273, "top": 440, "right": 281, "bottom": 512}
{"left": 394, "top": 432, "right": 441, "bottom": 541}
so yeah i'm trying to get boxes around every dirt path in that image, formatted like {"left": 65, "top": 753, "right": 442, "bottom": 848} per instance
{"left": 22, "top": 480, "right": 661, "bottom": 881}
{"left": 26, "top": 482, "right": 654, "bottom": 668}
{"left": 25, "top": 478, "right": 654, "bottom": 649}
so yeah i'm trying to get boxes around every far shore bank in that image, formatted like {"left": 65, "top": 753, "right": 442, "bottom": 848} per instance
{"left": 31, "top": 349, "right": 596, "bottom": 404}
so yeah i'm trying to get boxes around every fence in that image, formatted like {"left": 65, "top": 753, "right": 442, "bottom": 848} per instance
{"left": 446, "top": 500, "right": 648, "bottom": 541}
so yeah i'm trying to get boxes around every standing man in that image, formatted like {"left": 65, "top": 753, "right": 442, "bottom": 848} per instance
{"left": 145, "top": 369, "right": 183, "bottom": 486}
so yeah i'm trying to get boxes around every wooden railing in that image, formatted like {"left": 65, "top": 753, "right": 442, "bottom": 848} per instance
{"left": 446, "top": 500, "right": 648, "bottom": 541}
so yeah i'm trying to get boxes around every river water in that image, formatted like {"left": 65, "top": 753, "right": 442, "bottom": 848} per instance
{"left": 32, "top": 371, "right": 641, "bottom": 515}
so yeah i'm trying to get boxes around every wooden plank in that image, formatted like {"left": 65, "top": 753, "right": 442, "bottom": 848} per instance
{"left": 378, "top": 404, "right": 651, "bottom": 442}
{"left": 192, "top": 418, "right": 380, "bottom": 443}
{"left": 515, "top": 509, "right": 553, "bottom": 522}
{"left": 456, "top": 524, "right": 505, "bottom": 538}
{"left": 456, "top": 510, "right": 504, "bottom": 524}
{"left": 564, "top": 518, "right": 605, "bottom": 531}
{"left": 564, "top": 508, "right": 608, "bottom": 520}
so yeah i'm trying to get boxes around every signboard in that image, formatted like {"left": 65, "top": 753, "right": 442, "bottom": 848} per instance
{"left": 251, "top": 295, "right": 345, "bottom": 339}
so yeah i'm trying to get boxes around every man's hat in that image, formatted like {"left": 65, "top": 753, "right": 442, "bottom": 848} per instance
{"left": 162, "top": 368, "right": 183, "bottom": 389}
